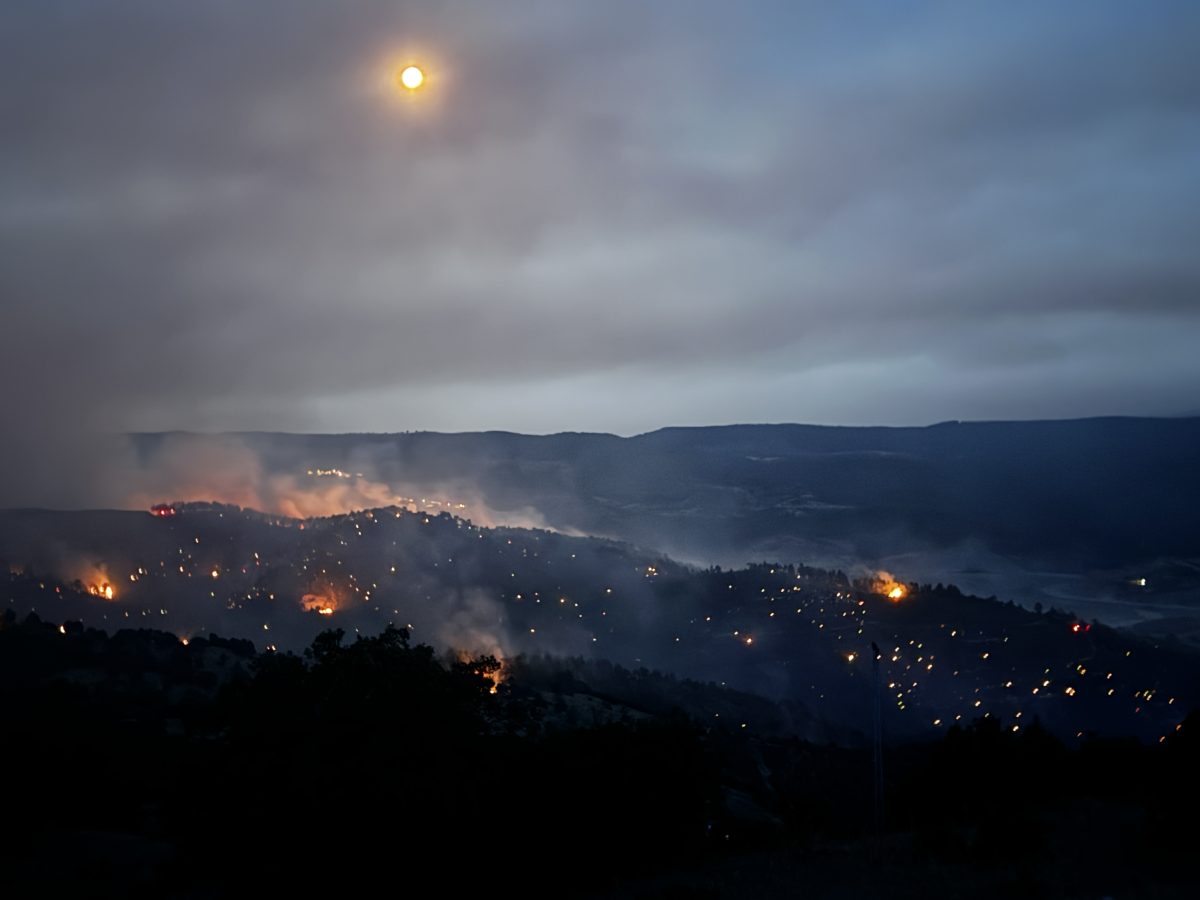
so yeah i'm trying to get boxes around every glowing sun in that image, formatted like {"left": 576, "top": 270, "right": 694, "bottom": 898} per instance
{"left": 398, "top": 65, "right": 425, "bottom": 90}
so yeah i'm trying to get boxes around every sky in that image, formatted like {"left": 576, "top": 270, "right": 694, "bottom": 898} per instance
{"left": 2, "top": 0, "right": 1199, "bottom": 439}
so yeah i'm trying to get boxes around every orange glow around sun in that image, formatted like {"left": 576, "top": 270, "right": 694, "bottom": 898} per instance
{"left": 398, "top": 65, "right": 424, "bottom": 90}
{"left": 370, "top": 48, "right": 447, "bottom": 113}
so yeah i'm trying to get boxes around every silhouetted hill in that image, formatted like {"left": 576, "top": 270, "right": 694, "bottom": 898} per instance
{"left": 2, "top": 611, "right": 1199, "bottom": 898}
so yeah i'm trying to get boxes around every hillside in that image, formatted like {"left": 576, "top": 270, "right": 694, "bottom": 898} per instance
{"left": 3, "top": 503, "right": 1196, "bottom": 744}
{"left": 120, "top": 419, "right": 1200, "bottom": 632}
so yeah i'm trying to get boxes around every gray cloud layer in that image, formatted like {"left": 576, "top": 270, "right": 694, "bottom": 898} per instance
{"left": 2, "top": 0, "right": 1198, "bottom": 450}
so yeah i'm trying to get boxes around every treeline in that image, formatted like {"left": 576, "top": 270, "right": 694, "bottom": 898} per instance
{"left": 1, "top": 612, "right": 1197, "bottom": 898}
{"left": 0, "top": 612, "right": 716, "bottom": 897}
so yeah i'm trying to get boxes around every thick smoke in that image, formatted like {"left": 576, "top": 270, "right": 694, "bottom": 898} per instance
{"left": 0, "top": 430, "right": 563, "bottom": 536}
{"left": 433, "top": 589, "right": 511, "bottom": 660}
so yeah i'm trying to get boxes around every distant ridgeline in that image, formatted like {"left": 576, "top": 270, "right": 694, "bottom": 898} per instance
{"left": 2, "top": 503, "right": 1197, "bottom": 745}
{"left": 131, "top": 417, "right": 1200, "bottom": 569}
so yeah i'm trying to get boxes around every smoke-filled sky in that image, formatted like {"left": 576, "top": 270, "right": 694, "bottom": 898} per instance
{"left": 3, "top": 0, "right": 1199, "bottom": 438}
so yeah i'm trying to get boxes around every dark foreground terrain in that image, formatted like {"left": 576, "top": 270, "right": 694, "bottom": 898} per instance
{"left": 2, "top": 612, "right": 1198, "bottom": 898}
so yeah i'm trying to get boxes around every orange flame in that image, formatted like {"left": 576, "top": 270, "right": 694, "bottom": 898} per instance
{"left": 70, "top": 562, "right": 118, "bottom": 601}
{"left": 301, "top": 577, "right": 344, "bottom": 616}
{"left": 456, "top": 650, "right": 507, "bottom": 694}
{"left": 869, "top": 571, "right": 907, "bottom": 602}
{"left": 83, "top": 581, "right": 115, "bottom": 601}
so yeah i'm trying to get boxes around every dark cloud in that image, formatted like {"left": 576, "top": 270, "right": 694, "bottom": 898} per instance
{"left": 1, "top": 1, "right": 1198, "bottom": 500}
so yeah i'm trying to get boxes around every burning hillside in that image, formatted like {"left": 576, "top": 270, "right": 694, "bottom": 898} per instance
{"left": 1, "top": 505, "right": 1197, "bottom": 745}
